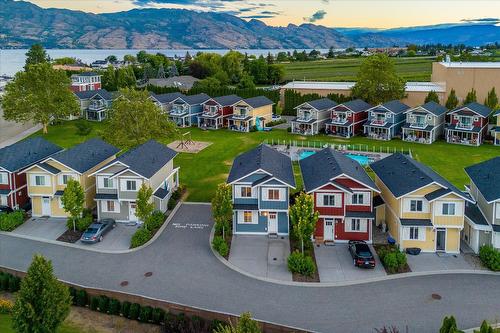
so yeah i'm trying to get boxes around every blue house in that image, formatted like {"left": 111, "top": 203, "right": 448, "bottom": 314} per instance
{"left": 363, "top": 100, "right": 410, "bottom": 140}
{"left": 169, "top": 93, "right": 210, "bottom": 127}
{"left": 227, "top": 144, "right": 296, "bottom": 236}
{"left": 74, "top": 89, "right": 117, "bottom": 122}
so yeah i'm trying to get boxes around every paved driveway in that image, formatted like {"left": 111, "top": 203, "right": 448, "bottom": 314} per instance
{"left": 315, "top": 243, "right": 386, "bottom": 283}
{"left": 228, "top": 235, "right": 292, "bottom": 281}
{"left": 407, "top": 252, "right": 485, "bottom": 272}
{"left": 76, "top": 224, "right": 137, "bottom": 251}
{"left": 1, "top": 204, "right": 500, "bottom": 333}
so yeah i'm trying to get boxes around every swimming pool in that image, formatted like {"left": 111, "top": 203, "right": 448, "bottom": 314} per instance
{"left": 298, "top": 150, "right": 317, "bottom": 160}
{"left": 298, "top": 150, "right": 373, "bottom": 166}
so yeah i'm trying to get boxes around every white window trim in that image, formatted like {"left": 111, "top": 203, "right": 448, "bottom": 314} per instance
{"left": 237, "top": 210, "right": 258, "bottom": 225}
{"left": 0, "top": 172, "right": 8, "bottom": 185}
{"left": 234, "top": 185, "right": 256, "bottom": 199}
{"left": 349, "top": 192, "right": 370, "bottom": 206}
{"left": 101, "top": 200, "right": 120, "bottom": 213}
{"left": 403, "top": 226, "right": 426, "bottom": 241}
{"left": 32, "top": 174, "right": 50, "bottom": 187}
{"left": 0, "top": 195, "right": 8, "bottom": 206}
{"left": 441, "top": 202, "right": 457, "bottom": 216}
{"left": 317, "top": 193, "right": 341, "bottom": 208}
{"left": 345, "top": 218, "right": 367, "bottom": 233}
{"left": 267, "top": 189, "right": 281, "bottom": 201}
{"left": 59, "top": 173, "right": 76, "bottom": 186}
{"left": 121, "top": 179, "right": 139, "bottom": 192}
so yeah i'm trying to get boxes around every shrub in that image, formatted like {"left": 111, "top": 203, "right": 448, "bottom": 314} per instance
{"left": 130, "top": 227, "right": 152, "bottom": 248}
{"left": 129, "top": 303, "right": 141, "bottom": 320}
{"left": 152, "top": 307, "right": 165, "bottom": 324}
{"left": 120, "top": 301, "right": 131, "bottom": 318}
{"left": 212, "top": 235, "right": 229, "bottom": 257}
{"left": 109, "top": 298, "right": 121, "bottom": 316}
{"left": 98, "top": 295, "right": 109, "bottom": 313}
{"left": 0, "top": 298, "right": 14, "bottom": 314}
{"left": 139, "top": 305, "right": 153, "bottom": 323}
{"left": 74, "top": 121, "right": 92, "bottom": 136}
{"left": 69, "top": 287, "right": 77, "bottom": 305}
{"left": 287, "top": 251, "right": 316, "bottom": 277}
{"left": 66, "top": 214, "right": 93, "bottom": 232}
{"left": 8, "top": 276, "right": 20, "bottom": 292}
{"left": 167, "top": 197, "right": 177, "bottom": 210}
{"left": 90, "top": 296, "right": 99, "bottom": 311}
{"left": 75, "top": 289, "right": 87, "bottom": 307}
{"left": 479, "top": 245, "right": 500, "bottom": 271}
{"left": 146, "top": 210, "right": 165, "bottom": 231}
{"left": 0, "top": 211, "right": 25, "bottom": 231}
{"left": 382, "top": 250, "right": 407, "bottom": 274}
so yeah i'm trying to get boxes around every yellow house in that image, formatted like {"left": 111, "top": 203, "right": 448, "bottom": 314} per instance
{"left": 228, "top": 96, "right": 274, "bottom": 132}
{"left": 493, "top": 110, "right": 500, "bottom": 146}
{"left": 23, "top": 138, "right": 119, "bottom": 218}
{"left": 371, "top": 153, "right": 474, "bottom": 254}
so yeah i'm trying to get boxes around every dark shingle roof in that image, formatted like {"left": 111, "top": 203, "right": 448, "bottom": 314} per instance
{"left": 371, "top": 153, "right": 469, "bottom": 200}
{"left": 116, "top": 140, "right": 177, "bottom": 179}
{"left": 340, "top": 99, "right": 372, "bottom": 113}
{"left": 244, "top": 96, "right": 274, "bottom": 109}
{"left": 379, "top": 100, "right": 410, "bottom": 114}
{"left": 494, "top": 109, "right": 500, "bottom": 117}
{"left": 345, "top": 210, "right": 375, "bottom": 218}
{"left": 74, "top": 89, "right": 113, "bottom": 101}
{"left": 400, "top": 218, "right": 433, "bottom": 227}
{"left": 418, "top": 101, "right": 448, "bottom": 116}
{"left": 300, "top": 98, "right": 337, "bottom": 111}
{"left": 424, "top": 188, "right": 452, "bottom": 201}
{"left": 465, "top": 157, "right": 500, "bottom": 202}
{"left": 153, "top": 187, "right": 170, "bottom": 199}
{"left": 299, "top": 148, "right": 377, "bottom": 193}
{"left": 213, "top": 95, "right": 242, "bottom": 106}
{"left": 180, "top": 93, "right": 210, "bottom": 105}
{"left": 37, "top": 162, "right": 61, "bottom": 175}
{"left": 52, "top": 138, "right": 119, "bottom": 173}
{"left": 0, "top": 137, "right": 62, "bottom": 172}
{"left": 227, "top": 144, "right": 295, "bottom": 187}
{"left": 95, "top": 193, "right": 118, "bottom": 200}
{"left": 152, "top": 92, "right": 184, "bottom": 104}
{"left": 76, "top": 72, "right": 99, "bottom": 77}
{"left": 464, "top": 202, "right": 489, "bottom": 226}
{"left": 451, "top": 102, "right": 492, "bottom": 118}
{"left": 233, "top": 203, "right": 259, "bottom": 210}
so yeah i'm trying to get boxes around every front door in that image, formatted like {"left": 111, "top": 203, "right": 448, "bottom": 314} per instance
{"left": 41, "top": 197, "right": 51, "bottom": 216}
{"left": 268, "top": 212, "right": 278, "bottom": 234}
{"left": 129, "top": 202, "right": 138, "bottom": 222}
{"left": 436, "top": 228, "right": 446, "bottom": 252}
{"left": 324, "top": 218, "right": 334, "bottom": 241}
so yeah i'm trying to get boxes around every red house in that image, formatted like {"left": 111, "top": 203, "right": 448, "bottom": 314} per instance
{"left": 325, "top": 99, "right": 372, "bottom": 138}
{"left": 445, "top": 102, "right": 491, "bottom": 146}
{"left": 0, "top": 137, "right": 62, "bottom": 209}
{"left": 70, "top": 72, "right": 102, "bottom": 92}
{"left": 198, "top": 95, "right": 242, "bottom": 129}
{"left": 299, "top": 148, "right": 380, "bottom": 243}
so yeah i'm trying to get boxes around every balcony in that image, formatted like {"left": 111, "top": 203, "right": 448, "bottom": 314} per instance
{"left": 409, "top": 122, "right": 427, "bottom": 129}
{"left": 456, "top": 122, "right": 474, "bottom": 130}
{"left": 232, "top": 112, "right": 249, "bottom": 119}
{"left": 330, "top": 116, "right": 348, "bottom": 125}
{"left": 370, "top": 119, "right": 387, "bottom": 126}
{"left": 170, "top": 107, "right": 187, "bottom": 116}
{"left": 88, "top": 102, "right": 106, "bottom": 111}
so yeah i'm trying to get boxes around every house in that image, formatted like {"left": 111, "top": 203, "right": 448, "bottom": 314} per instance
{"left": 325, "top": 99, "right": 372, "bottom": 138}
{"left": 198, "top": 95, "right": 242, "bottom": 130}
{"left": 169, "top": 93, "right": 211, "bottom": 127}
{"left": 70, "top": 72, "right": 102, "bottom": 92}
{"left": 228, "top": 96, "right": 274, "bottom": 132}
{"left": 91, "top": 60, "right": 110, "bottom": 69}
{"left": 149, "top": 92, "right": 185, "bottom": 113}
{"left": 147, "top": 76, "right": 200, "bottom": 91}
{"left": 371, "top": 153, "right": 474, "bottom": 253}
{"left": 363, "top": 100, "right": 410, "bottom": 140}
{"left": 299, "top": 148, "right": 380, "bottom": 243}
{"left": 90, "top": 140, "right": 179, "bottom": 222}
{"left": 492, "top": 109, "right": 500, "bottom": 146}
{"left": 0, "top": 137, "right": 62, "bottom": 209}
{"left": 74, "top": 89, "right": 116, "bottom": 122}
{"left": 402, "top": 101, "right": 448, "bottom": 144}
{"left": 445, "top": 102, "right": 491, "bottom": 146}
{"left": 290, "top": 98, "right": 337, "bottom": 135}
{"left": 463, "top": 157, "right": 500, "bottom": 253}
{"left": 22, "top": 139, "right": 119, "bottom": 218}
{"left": 227, "top": 144, "right": 295, "bottom": 236}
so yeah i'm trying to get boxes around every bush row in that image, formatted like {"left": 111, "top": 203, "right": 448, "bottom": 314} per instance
{"left": 212, "top": 236, "right": 229, "bottom": 257}
{"left": 65, "top": 208, "right": 93, "bottom": 232}
{"left": 376, "top": 245, "right": 407, "bottom": 274}
{"left": 0, "top": 271, "right": 21, "bottom": 293}
{"left": 287, "top": 251, "right": 316, "bottom": 277}
{"left": 69, "top": 288, "right": 227, "bottom": 332}
{"left": 479, "top": 245, "right": 500, "bottom": 271}
{"left": 0, "top": 210, "right": 26, "bottom": 232}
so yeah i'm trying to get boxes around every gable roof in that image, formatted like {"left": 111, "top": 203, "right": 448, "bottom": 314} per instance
{"left": 299, "top": 148, "right": 378, "bottom": 193}
{"left": 338, "top": 99, "right": 372, "bottom": 113}
{"left": 51, "top": 138, "right": 119, "bottom": 174}
{"left": 113, "top": 140, "right": 177, "bottom": 179}
{"left": 450, "top": 102, "right": 492, "bottom": 118}
{"left": 212, "top": 95, "right": 243, "bottom": 106}
{"left": 243, "top": 96, "right": 274, "bottom": 109}
{"left": 494, "top": 109, "right": 500, "bottom": 117}
{"left": 178, "top": 93, "right": 210, "bottom": 105}
{"left": 151, "top": 92, "right": 184, "bottom": 104}
{"left": 74, "top": 89, "right": 113, "bottom": 101}
{"left": 0, "top": 137, "right": 63, "bottom": 172}
{"left": 465, "top": 157, "right": 500, "bottom": 203}
{"left": 409, "top": 101, "right": 448, "bottom": 116}
{"left": 371, "top": 153, "right": 471, "bottom": 202}
{"left": 297, "top": 98, "right": 337, "bottom": 111}
{"left": 227, "top": 144, "right": 295, "bottom": 188}
{"left": 371, "top": 100, "right": 410, "bottom": 114}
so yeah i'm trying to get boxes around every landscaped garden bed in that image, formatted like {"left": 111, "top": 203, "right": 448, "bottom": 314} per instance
{"left": 289, "top": 237, "right": 320, "bottom": 283}
{"left": 0, "top": 211, "right": 26, "bottom": 232}
{"left": 57, "top": 230, "right": 83, "bottom": 243}
{"left": 373, "top": 244, "right": 411, "bottom": 274}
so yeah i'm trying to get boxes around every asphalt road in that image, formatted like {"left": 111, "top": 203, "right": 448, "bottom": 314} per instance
{"left": 1, "top": 204, "right": 499, "bottom": 333}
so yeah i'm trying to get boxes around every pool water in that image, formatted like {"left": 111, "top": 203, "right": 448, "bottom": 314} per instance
{"left": 298, "top": 151, "right": 316, "bottom": 160}
{"left": 298, "top": 150, "right": 372, "bottom": 166}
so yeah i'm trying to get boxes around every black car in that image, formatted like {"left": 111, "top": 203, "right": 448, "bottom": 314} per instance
{"left": 348, "top": 240, "right": 376, "bottom": 268}
{"left": 80, "top": 218, "right": 116, "bottom": 243}
{"left": 0, "top": 205, "right": 14, "bottom": 214}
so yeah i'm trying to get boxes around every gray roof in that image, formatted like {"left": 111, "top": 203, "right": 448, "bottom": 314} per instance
{"left": 451, "top": 102, "right": 492, "bottom": 118}
{"left": 153, "top": 187, "right": 170, "bottom": 199}
{"left": 465, "top": 157, "right": 500, "bottom": 202}
{"left": 464, "top": 202, "right": 489, "bottom": 226}
{"left": 37, "top": 162, "right": 61, "bottom": 175}
{"left": 115, "top": 140, "right": 177, "bottom": 179}
{"left": 371, "top": 153, "right": 469, "bottom": 201}
{"left": 179, "top": 93, "right": 210, "bottom": 105}
{"left": 74, "top": 89, "right": 114, "bottom": 101}
{"left": 494, "top": 109, "right": 500, "bottom": 117}
{"left": 233, "top": 203, "right": 259, "bottom": 210}
{"left": 151, "top": 92, "right": 184, "bottom": 104}
{"left": 338, "top": 99, "right": 372, "bottom": 113}
{"left": 75, "top": 72, "right": 99, "bottom": 77}
{"left": 400, "top": 218, "right": 433, "bottom": 227}
{"left": 227, "top": 144, "right": 295, "bottom": 187}
{"left": 243, "top": 96, "right": 274, "bottom": 109}
{"left": 377, "top": 100, "right": 410, "bottom": 114}
{"left": 51, "top": 138, "right": 119, "bottom": 173}
{"left": 345, "top": 210, "right": 375, "bottom": 218}
{"left": 416, "top": 101, "right": 448, "bottom": 116}
{"left": 424, "top": 188, "right": 451, "bottom": 201}
{"left": 95, "top": 193, "right": 118, "bottom": 200}
{"left": 0, "top": 137, "right": 62, "bottom": 172}
{"left": 299, "top": 148, "right": 377, "bottom": 193}
{"left": 299, "top": 98, "right": 337, "bottom": 111}
{"left": 212, "top": 95, "right": 242, "bottom": 106}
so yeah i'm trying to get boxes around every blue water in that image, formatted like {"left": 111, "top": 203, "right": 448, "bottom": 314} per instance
{"left": 298, "top": 150, "right": 372, "bottom": 166}
{"left": 298, "top": 151, "right": 316, "bottom": 159}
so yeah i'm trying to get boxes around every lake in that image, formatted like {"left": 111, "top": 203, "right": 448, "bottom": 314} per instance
{"left": 0, "top": 48, "right": 329, "bottom": 76}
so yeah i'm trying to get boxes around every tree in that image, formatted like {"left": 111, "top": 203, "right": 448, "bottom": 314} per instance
{"left": 25, "top": 44, "right": 49, "bottom": 70}
{"left": 464, "top": 88, "right": 478, "bottom": 104}
{"left": 212, "top": 184, "right": 232, "bottom": 239}
{"left": 439, "top": 316, "right": 463, "bottom": 333}
{"left": 214, "top": 312, "right": 261, "bottom": 333}
{"left": 446, "top": 89, "right": 459, "bottom": 110}
{"left": 425, "top": 90, "right": 440, "bottom": 104}
{"left": 136, "top": 183, "right": 154, "bottom": 225}
{"left": 289, "top": 192, "right": 319, "bottom": 254}
{"left": 123, "top": 54, "right": 137, "bottom": 64}
{"left": 53, "top": 57, "right": 78, "bottom": 65}
{"left": 61, "top": 179, "right": 85, "bottom": 232}
{"left": 249, "top": 56, "right": 268, "bottom": 84}
{"left": 222, "top": 51, "right": 244, "bottom": 83}
{"left": 2, "top": 63, "right": 79, "bottom": 134}
{"left": 192, "top": 76, "right": 223, "bottom": 90}
{"left": 268, "top": 64, "right": 285, "bottom": 84}
{"left": 104, "top": 88, "right": 178, "bottom": 148}
{"left": 484, "top": 87, "right": 498, "bottom": 111}
{"left": 105, "top": 55, "right": 118, "bottom": 63}
{"left": 237, "top": 73, "right": 256, "bottom": 89}
{"left": 266, "top": 52, "right": 274, "bottom": 65}
{"left": 351, "top": 54, "right": 406, "bottom": 105}
{"left": 476, "top": 321, "right": 494, "bottom": 333}
{"left": 12, "top": 254, "right": 71, "bottom": 333}
{"left": 327, "top": 47, "right": 335, "bottom": 58}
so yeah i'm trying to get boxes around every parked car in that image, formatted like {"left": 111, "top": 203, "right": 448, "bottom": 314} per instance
{"left": 348, "top": 240, "right": 376, "bottom": 268}
{"left": 80, "top": 218, "right": 116, "bottom": 243}
{"left": 0, "top": 205, "right": 14, "bottom": 214}
{"left": 271, "top": 114, "right": 282, "bottom": 122}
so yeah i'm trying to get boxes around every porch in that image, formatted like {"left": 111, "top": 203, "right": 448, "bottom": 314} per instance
{"left": 86, "top": 108, "right": 107, "bottom": 122}
{"left": 402, "top": 127, "right": 433, "bottom": 144}
{"left": 228, "top": 116, "right": 253, "bottom": 132}
{"left": 493, "top": 128, "right": 500, "bottom": 146}
{"left": 326, "top": 123, "right": 352, "bottom": 138}
{"left": 446, "top": 129, "right": 481, "bottom": 146}
{"left": 198, "top": 114, "right": 223, "bottom": 130}
{"left": 169, "top": 113, "right": 191, "bottom": 127}
{"left": 290, "top": 119, "right": 318, "bottom": 135}
{"left": 364, "top": 125, "right": 390, "bottom": 141}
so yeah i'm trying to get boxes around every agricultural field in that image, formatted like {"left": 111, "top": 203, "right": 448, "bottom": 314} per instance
{"left": 282, "top": 56, "right": 434, "bottom": 82}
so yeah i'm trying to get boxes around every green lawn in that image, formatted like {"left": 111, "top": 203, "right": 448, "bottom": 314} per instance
{"left": 30, "top": 120, "right": 500, "bottom": 202}
{"left": 0, "top": 314, "right": 92, "bottom": 333}
{"left": 282, "top": 57, "right": 434, "bottom": 82}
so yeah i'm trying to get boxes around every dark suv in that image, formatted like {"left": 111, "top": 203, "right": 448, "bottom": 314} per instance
{"left": 348, "top": 240, "right": 376, "bottom": 268}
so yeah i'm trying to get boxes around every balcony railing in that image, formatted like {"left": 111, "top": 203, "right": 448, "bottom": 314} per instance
{"left": 202, "top": 111, "right": 219, "bottom": 117}
{"left": 330, "top": 117, "right": 348, "bottom": 125}
{"left": 170, "top": 108, "right": 187, "bottom": 116}
{"left": 409, "top": 122, "right": 427, "bottom": 129}
{"left": 232, "top": 113, "right": 248, "bottom": 119}
{"left": 370, "top": 119, "right": 387, "bottom": 126}
{"left": 456, "top": 122, "right": 474, "bottom": 130}
{"left": 88, "top": 103, "right": 106, "bottom": 111}
{"left": 295, "top": 116, "right": 313, "bottom": 123}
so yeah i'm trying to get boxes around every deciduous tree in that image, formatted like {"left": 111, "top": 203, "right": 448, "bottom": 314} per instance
{"left": 61, "top": 179, "right": 85, "bottom": 232}
{"left": 212, "top": 184, "right": 233, "bottom": 239}
{"left": 289, "top": 192, "right": 319, "bottom": 254}
{"left": 136, "top": 183, "right": 154, "bottom": 225}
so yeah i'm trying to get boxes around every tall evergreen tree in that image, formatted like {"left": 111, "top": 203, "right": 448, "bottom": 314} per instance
{"left": 425, "top": 90, "right": 441, "bottom": 104}
{"left": 445, "top": 89, "right": 459, "bottom": 110}
{"left": 464, "top": 88, "right": 478, "bottom": 104}
{"left": 24, "top": 44, "right": 49, "bottom": 70}
{"left": 212, "top": 184, "right": 232, "bottom": 239}
{"left": 484, "top": 87, "right": 498, "bottom": 111}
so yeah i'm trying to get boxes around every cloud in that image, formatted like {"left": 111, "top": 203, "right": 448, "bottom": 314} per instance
{"left": 461, "top": 17, "right": 500, "bottom": 24}
{"left": 240, "top": 14, "right": 276, "bottom": 19}
{"left": 303, "top": 10, "right": 326, "bottom": 23}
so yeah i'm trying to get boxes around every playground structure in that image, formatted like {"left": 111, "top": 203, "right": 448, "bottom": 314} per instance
{"left": 168, "top": 132, "right": 212, "bottom": 153}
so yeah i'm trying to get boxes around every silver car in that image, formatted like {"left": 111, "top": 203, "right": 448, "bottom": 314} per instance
{"left": 80, "top": 218, "right": 116, "bottom": 243}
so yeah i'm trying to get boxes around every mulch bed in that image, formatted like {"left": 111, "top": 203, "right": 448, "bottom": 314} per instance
{"left": 57, "top": 229, "right": 83, "bottom": 243}
{"left": 373, "top": 244, "right": 412, "bottom": 274}
{"left": 289, "top": 237, "right": 321, "bottom": 283}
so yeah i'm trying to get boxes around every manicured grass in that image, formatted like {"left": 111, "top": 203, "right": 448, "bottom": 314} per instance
{"left": 0, "top": 314, "right": 93, "bottom": 333}
{"left": 282, "top": 57, "right": 434, "bottom": 82}
{"left": 31, "top": 120, "right": 500, "bottom": 203}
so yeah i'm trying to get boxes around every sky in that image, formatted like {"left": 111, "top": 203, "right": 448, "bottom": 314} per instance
{"left": 23, "top": 0, "right": 500, "bottom": 29}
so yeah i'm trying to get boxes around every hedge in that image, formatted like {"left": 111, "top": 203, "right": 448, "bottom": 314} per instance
{"left": 479, "top": 245, "right": 500, "bottom": 271}
{"left": 287, "top": 251, "right": 316, "bottom": 277}
{"left": 0, "top": 272, "right": 21, "bottom": 292}
{"left": 130, "top": 227, "right": 153, "bottom": 249}
{"left": 212, "top": 236, "right": 229, "bottom": 257}
{"left": 0, "top": 211, "right": 26, "bottom": 231}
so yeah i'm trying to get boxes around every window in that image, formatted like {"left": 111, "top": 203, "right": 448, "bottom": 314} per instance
{"left": 0, "top": 195, "right": 7, "bottom": 206}
{"left": 107, "top": 201, "right": 115, "bottom": 212}
{"left": 126, "top": 180, "right": 137, "bottom": 191}
{"left": 34, "top": 175, "right": 46, "bottom": 186}
{"left": 0, "top": 172, "right": 8, "bottom": 185}
{"left": 350, "top": 219, "right": 361, "bottom": 231}
{"left": 409, "top": 227, "right": 419, "bottom": 240}
{"left": 268, "top": 189, "right": 280, "bottom": 200}
{"left": 345, "top": 219, "right": 366, "bottom": 232}
{"left": 103, "top": 177, "right": 113, "bottom": 188}
{"left": 351, "top": 193, "right": 365, "bottom": 205}
{"left": 442, "top": 203, "right": 456, "bottom": 215}
{"left": 102, "top": 200, "right": 119, "bottom": 213}
{"left": 410, "top": 200, "right": 423, "bottom": 212}
{"left": 243, "top": 211, "right": 252, "bottom": 223}
{"left": 60, "top": 174, "right": 74, "bottom": 185}
{"left": 240, "top": 187, "right": 252, "bottom": 198}
{"left": 323, "top": 195, "right": 336, "bottom": 207}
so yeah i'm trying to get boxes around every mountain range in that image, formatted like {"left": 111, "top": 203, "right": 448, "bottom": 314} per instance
{"left": 0, "top": 0, "right": 499, "bottom": 49}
